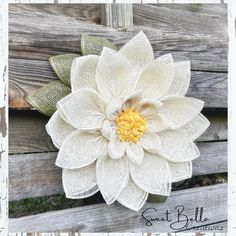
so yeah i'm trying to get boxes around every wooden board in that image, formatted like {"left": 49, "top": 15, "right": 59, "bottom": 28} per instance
{"left": 9, "top": 141, "right": 227, "bottom": 201}
{"left": 9, "top": 4, "right": 228, "bottom": 72}
{"left": 9, "top": 111, "right": 227, "bottom": 154}
{"left": 9, "top": 58, "right": 227, "bottom": 109}
{"left": 9, "top": 184, "right": 227, "bottom": 232}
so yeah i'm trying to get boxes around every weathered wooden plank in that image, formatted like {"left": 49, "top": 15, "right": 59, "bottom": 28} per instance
{"left": 9, "top": 4, "right": 227, "bottom": 72}
{"left": 9, "top": 141, "right": 227, "bottom": 201}
{"left": 9, "top": 110, "right": 227, "bottom": 154}
{"left": 9, "top": 184, "right": 227, "bottom": 232}
{"left": 133, "top": 4, "right": 227, "bottom": 37}
{"left": 9, "top": 58, "right": 227, "bottom": 109}
{"left": 9, "top": 4, "right": 101, "bottom": 24}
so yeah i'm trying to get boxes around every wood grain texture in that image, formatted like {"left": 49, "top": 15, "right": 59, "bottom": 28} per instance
{"left": 9, "top": 110, "right": 227, "bottom": 154}
{"left": 9, "top": 58, "right": 227, "bottom": 109}
{"left": 9, "top": 184, "right": 227, "bottom": 232}
{"left": 9, "top": 141, "right": 227, "bottom": 201}
{"left": 133, "top": 4, "right": 227, "bottom": 37}
{"left": 9, "top": 4, "right": 228, "bottom": 72}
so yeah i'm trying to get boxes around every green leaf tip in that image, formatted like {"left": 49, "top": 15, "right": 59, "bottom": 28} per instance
{"left": 81, "top": 34, "right": 118, "bottom": 56}
{"left": 26, "top": 80, "right": 71, "bottom": 117}
{"left": 49, "top": 53, "right": 80, "bottom": 87}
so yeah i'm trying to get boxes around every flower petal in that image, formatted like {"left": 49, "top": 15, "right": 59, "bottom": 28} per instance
{"left": 58, "top": 88, "right": 106, "bottom": 130}
{"left": 119, "top": 31, "right": 154, "bottom": 76}
{"left": 62, "top": 162, "right": 98, "bottom": 199}
{"left": 97, "top": 156, "right": 129, "bottom": 204}
{"left": 126, "top": 142, "right": 144, "bottom": 165}
{"left": 101, "top": 119, "right": 112, "bottom": 140}
{"left": 169, "top": 161, "right": 192, "bottom": 183}
{"left": 159, "top": 96, "right": 204, "bottom": 129}
{"left": 146, "top": 115, "right": 170, "bottom": 133}
{"left": 71, "top": 55, "right": 99, "bottom": 92}
{"left": 176, "top": 113, "right": 210, "bottom": 141}
{"left": 130, "top": 152, "right": 171, "bottom": 196}
{"left": 117, "top": 179, "right": 148, "bottom": 211}
{"left": 165, "top": 61, "right": 191, "bottom": 97}
{"left": 96, "top": 47, "right": 134, "bottom": 102}
{"left": 135, "top": 54, "right": 175, "bottom": 100}
{"left": 159, "top": 130, "right": 200, "bottom": 162}
{"left": 108, "top": 133, "right": 126, "bottom": 159}
{"left": 138, "top": 132, "right": 161, "bottom": 153}
{"left": 56, "top": 130, "right": 107, "bottom": 169}
{"left": 46, "top": 110, "right": 76, "bottom": 148}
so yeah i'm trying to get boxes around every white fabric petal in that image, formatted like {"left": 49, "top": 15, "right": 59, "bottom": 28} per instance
{"left": 96, "top": 47, "right": 134, "bottom": 102}
{"left": 71, "top": 55, "right": 99, "bottom": 92}
{"left": 159, "top": 130, "right": 200, "bottom": 162}
{"left": 159, "top": 96, "right": 204, "bottom": 129}
{"left": 62, "top": 162, "right": 98, "bottom": 199}
{"left": 101, "top": 119, "right": 112, "bottom": 140}
{"left": 119, "top": 31, "right": 154, "bottom": 77}
{"left": 126, "top": 142, "right": 144, "bottom": 165}
{"left": 138, "top": 132, "right": 161, "bottom": 153}
{"left": 176, "top": 113, "right": 210, "bottom": 141}
{"left": 117, "top": 178, "right": 148, "bottom": 211}
{"left": 169, "top": 161, "right": 192, "bottom": 183}
{"left": 97, "top": 156, "right": 129, "bottom": 204}
{"left": 146, "top": 115, "right": 170, "bottom": 133}
{"left": 108, "top": 133, "right": 126, "bottom": 160}
{"left": 130, "top": 152, "right": 171, "bottom": 196}
{"left": 135, "top": 54, "right": 175, "bottom": 100}
{"left": 105, "top": 99, "right": 122, "bottom": 120}
{"left": 58, "top": 88, "right": 106, "bottom": 130}
{"left": 165, "top": 61, "right": 191, "bottom": 97}
{"left": 46, "top": 110, "right": 75, "bottom": 148}
{"left": 56, "top": 130, "right": 108, "bottom": 169}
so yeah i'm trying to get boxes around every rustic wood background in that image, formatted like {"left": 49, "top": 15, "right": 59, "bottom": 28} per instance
{"left": 7, "top": 3, "right": 228, "bottom": 233}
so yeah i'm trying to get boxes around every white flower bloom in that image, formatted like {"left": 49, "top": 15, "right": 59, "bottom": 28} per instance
{"left": 46, "top": 32, "right": 210, "bottom": 211}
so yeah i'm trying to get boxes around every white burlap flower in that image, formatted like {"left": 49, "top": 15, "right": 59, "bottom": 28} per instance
{"left": 46, "top": 32, "right": 210, "bottom": 211}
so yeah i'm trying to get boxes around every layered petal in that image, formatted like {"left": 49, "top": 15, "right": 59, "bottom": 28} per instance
{"left": 159, "top": 130, "right": 200, "bottom": 162}
{"left": 46, "top": 110, "right": 75, "bottom": 148}
{"left": 135, "top": 99, "right": 169, "bottom": 133}
{"left": 96, "top": 47, "right": 134, "bottom": 102}
{"left": 135, "top": 54, "right": 175, "bottom": 100}
{"left": 169, "top": 161, "right": 192, "bottom": 183}
{"left": 165, "top": 61, "right": 191, "bottom": 97}
{"left": 108, "top": 133, "right": 126, "bottom": 159}
{"left": 159, "top": 96, "right": 204, "bottom": 129}
{"left": 62, "top": 162, "right": 98, "bottom": 198}
{"left": 138, "top": 132, "right": 161, "bottom": 153}
{"left": 97, "top": 156, "right": 129, "bottom": 204}
{"left": 126, "top": 142, "right": 144, "bottom": 165}
{"left": 56, "top": 130, "right": 108, "bottom": 169}
{"left": 71, "top": 55, "right": 99, "bottom": 92}
{"left": 176, "top": 113, "right": 210, "bottom": 141}
{"left": 119, "top": 31, "right": 154, "bottom": 77}
{"left": 130, "top": 152, "right": 171, "bottom": 196}
{"left": 58, "top": 88, "right": 106, "bottom": 130}
{"left": 117, "top": 179, "right": 148, "bottom": 211}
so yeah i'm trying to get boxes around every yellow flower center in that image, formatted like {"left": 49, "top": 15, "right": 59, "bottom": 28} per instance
{"left": 115, "top": 109, "right": 146, "bottom": 143}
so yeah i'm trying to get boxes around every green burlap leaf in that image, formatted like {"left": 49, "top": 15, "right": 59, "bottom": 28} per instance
{"left": 49, "top": 53, "right": 80, "bottom": 86}
{"left": 81, "top": 34, "right": 118, "bottom": 56}
{"left": 26, "top": 80, "right": 71, "bottom": 117}
{"left": 147, "top": 195, "right": 168, "bottom": 203}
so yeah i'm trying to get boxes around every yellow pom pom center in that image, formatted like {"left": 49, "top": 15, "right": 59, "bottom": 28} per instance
{"left": 115, "top": 109, "right": 146, "bottom": 143}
